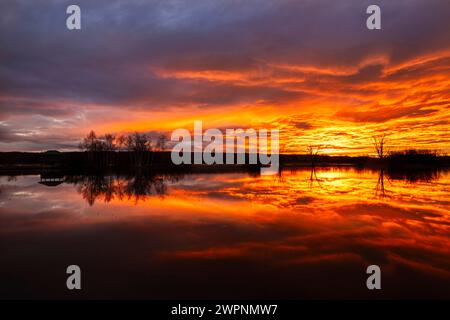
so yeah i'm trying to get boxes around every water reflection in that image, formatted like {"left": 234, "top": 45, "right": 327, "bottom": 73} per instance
{"left": 0, "top": 167, "right": 449, "bottom": 299}
{"left": 375, "top": 169, "right": 387, "bottom": 198}
{"left": 33, "top": 167, "right": 448, "bottom": 207}
{"left": 65, "top": 173, "right": 184, "bottom": 205}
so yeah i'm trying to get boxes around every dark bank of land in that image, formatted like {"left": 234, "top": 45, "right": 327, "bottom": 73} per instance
{"left": 0, "top": 151, "right": 263, "bottom": 175}
{"left": 282, "top": 150, "right": 450, "bottom": 168}
{"left": 0, "top": 150, "right": 449, "bottom": 175}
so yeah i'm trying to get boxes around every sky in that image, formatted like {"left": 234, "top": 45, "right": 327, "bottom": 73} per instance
{"left": 0, "top": 0, "right": 449, "bottom": 155}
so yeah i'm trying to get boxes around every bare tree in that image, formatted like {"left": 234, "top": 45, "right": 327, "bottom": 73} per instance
{"left": 126, "top": 132, "right": 152, "bottom": 167}
{"left": 79, "top": 130, "right": 98, "bottom": 152}
{"left": 125, "top": 132, "right": 152, "bottom": 152}
{"left": 79, "top": 131, "right": 120, "bottom": 166}
{"left": 103, "top": 134, "right": 116, "bottom": 152}
{"left": 79, "top": 130, "right": 102, "bottom": 164}
{"left": 78, "top": 131, "right": 160, "bottom": 168}
{"left": 373, "top": 134, "right": 387, "bottom": 159}
{"left": 115, "top": 134, "right": 127, "bottom": 152}
{"left": 102, "top": 133, "right": 116, "bottom": 166}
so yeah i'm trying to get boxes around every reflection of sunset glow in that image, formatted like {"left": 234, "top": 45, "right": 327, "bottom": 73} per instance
{"left": 1, "top": 169, "right": 449, "bottom": 291}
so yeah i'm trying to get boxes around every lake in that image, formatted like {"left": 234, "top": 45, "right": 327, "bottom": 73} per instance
{"left": 1, "top": 167, "right": 449, "bottom": 299}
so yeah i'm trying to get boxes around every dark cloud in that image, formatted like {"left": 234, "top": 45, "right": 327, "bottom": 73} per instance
{"left": 1, "top": 0, "right": 449, "bottom": 111}
{"left": 0, "top": 125, "right": 14, "bottom": 142}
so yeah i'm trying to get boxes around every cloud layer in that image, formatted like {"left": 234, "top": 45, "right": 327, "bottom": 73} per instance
{"left": 0, "top": 0, "right": 449, "bottom": 153}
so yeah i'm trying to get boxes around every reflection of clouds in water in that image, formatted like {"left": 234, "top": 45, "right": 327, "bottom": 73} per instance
{"left": 157, "top": 168, "right": 450, "bottom": 283}
{"left": 0, "top": 177, "right": 84, "bottom": 215}
{"left": 222, "top": 168, "right": 450, "bottom": 212}
{"left": 66, "top": 173, "right": 185, "bottom": 206}
{"left": 0, "top": 169, "right": 449, "bottom": 298}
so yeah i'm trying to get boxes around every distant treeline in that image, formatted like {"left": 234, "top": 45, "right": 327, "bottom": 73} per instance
{"left": 0, "top": 151, "right": 266, "bottom": 175}
{"left": 282, "top": 150, "right": 450, "bottom": 168}
{"left": 386, "top": 149, "right": 449, "bottom": 168}
{"left": 1, "top": 131, "right": 449, "bottom": 172}
{"left": 0, "top": 150, "right": 172, "bottom": 170}
{"left": 1, "top": 149, "right": 449, "bottom": 172}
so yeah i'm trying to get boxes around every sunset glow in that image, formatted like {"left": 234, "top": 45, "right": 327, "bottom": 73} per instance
{"left": 1, "top": 0, "right": 449, "bottom": 155}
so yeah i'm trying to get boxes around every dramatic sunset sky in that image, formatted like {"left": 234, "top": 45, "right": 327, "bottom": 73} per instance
{"left": 0, "top": 0, "right": 449, "bottom": 155}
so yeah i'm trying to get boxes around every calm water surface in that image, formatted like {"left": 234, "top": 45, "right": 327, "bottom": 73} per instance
{"left": 1, "top": 168, "right": 449, "bottom": 299}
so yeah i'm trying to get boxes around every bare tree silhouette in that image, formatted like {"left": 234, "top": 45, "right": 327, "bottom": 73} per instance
{"left": 115, "top": 134, "right": 127, "bottom": 152}
{"left": 79, "top": 131, "right": 119, "bottom": 167}
{"left": 79, "top": 130, "right": 101, "bottom": 165}
{"left": 103, "top": 134, "right": 116, "bottom": 151}
{"left": 373, "top": 134, "right": 388, "bottom": 160}
{"left": 103, "top": 134, "right": 116, "bottom": 166}
{"left": 125, "top": 132, "right": 153, "bottom": 168}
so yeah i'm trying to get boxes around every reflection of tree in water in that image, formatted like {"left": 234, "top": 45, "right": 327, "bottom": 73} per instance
{"left": 375, "top": 169, "right": 389, "bottom": 198}
{"left": 124, "top": 174, "right": 167, "bottom": 204}
{"left": 308, "top": 166, "right": 323, "bottom": 189}
{"left": 374, "top": 167, "right": 445, "bottom": 198}
{"left": 66, "top": 173, "right": 183, "bottom": 206}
